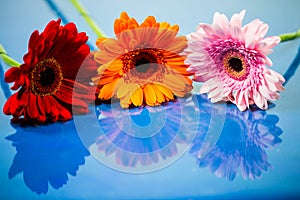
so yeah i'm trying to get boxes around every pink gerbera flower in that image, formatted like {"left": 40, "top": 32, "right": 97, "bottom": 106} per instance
{"left": 185, "top": 10, "right": 285, "bottom": 111}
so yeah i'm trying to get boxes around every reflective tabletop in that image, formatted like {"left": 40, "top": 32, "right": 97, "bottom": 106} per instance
{"left": 0, "top": 0, "right": 300, "bottom": 199}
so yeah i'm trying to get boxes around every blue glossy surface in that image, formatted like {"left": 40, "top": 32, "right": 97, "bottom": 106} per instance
{"left": 1, "top": 0, "right": 300, "bottom": 199}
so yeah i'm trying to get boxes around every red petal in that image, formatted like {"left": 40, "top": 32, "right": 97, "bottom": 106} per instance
{"left": 57, "top": 104, "right": 72, "bottom": 121}
{"left": 4, "top": 67, "right": 20, "bottom": 83}
{"left": 3, "top": 89, "right": 28, "bottom": 119}
{"left": 36, "top": 96, "right": 46, "bottom": 122}
{"left": 3, "top": 93, "right": 16, "bottom": 115}
{"left": 42, "top": 19, "right": 61, "bottom": 37}
{"left": 45, "top": 97, "right": 59, "bottom": 122}
{"left": 24, "top": 93, "right": 39, "bottom": 120}
{"left": 27, "top": 30, "right": 40, "bottom": 51}
{"left": 55, "top": 84, "right": 73, "bottom": 104}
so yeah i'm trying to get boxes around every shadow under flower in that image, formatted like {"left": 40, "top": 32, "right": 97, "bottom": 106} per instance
{"left": 283, "top": 45, "right": 300, "bottom": 86}
{"left": 6, "top": 121, "right": 90, "bottom": 194}
{"left": 190, "top": 95, "right": 283, "bottom": 181}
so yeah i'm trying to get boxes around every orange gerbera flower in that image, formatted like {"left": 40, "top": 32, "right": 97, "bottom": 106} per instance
{"left": 93, "top": 12, "right": 193, "bottom": 108}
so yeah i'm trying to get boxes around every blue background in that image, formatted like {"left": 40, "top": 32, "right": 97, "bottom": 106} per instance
{"left": 0, "top": 0, "right": 300, "bottom": 199}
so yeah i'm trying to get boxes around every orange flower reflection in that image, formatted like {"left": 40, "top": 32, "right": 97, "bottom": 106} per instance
{"left": 93, "top": 12, "right": 193, "bottom": 108}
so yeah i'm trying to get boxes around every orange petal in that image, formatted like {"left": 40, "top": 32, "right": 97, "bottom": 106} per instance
{"left": 141, "top": 16, "right": 157, "bottom": 27}
{"left": 114, "top": 19, "right": 122, "bottom": 35}
{"left": 168, "top": 64, "right": 191, "bottom": 76}
{"left": 120, "top": 12, "right": 130, "bottom": 20}
{"left": 155, "top": 84, "right": 174, "bottom": 100}
{"left": 98, "top": 78, "right": 120, "bottom": 100}
{"left": 160, "top": 22, "right": 171, "bottom": 29}
{"left": 155, "top": 29, "right": 178, "bottom": 48}
{"left": 97, "top": 60, "right": 123, "bottom": 75}
{"left": 152, "top": 84, "right": 165, "bottom": 103}
{"left": 169, "top": 72, "right": 193, "bottom": 95}
{"left": 129, "top": 39, "right": 138, "bottom": 49}
{"left": 117, "top": 82, "right": 138, "bottom": 99}
{"left": 164, "top": 36, "right": 187, "bottom": 53}
{"left": 114, "top": 12, "right": 139, "bottom": 35}
{"left": 170, "top": 24, "right": 179, "bottom": 32}
{"left": 103, "top": 38, "right": 123, "bottom": 54}
{"left": 128, "top": 18, "right": 139, "bottom": 29}
{"left": 130, "top": 87, "right": 143, "bottom": 106}
{"left": 93, "top": 51, "right": 117, "bottom": 64}
{"left": 98, "top": 75, "right": 120, "bottom": 86}
{"left": 96, "top": 37, "right": 108, "bottom": 48}
{"left": 119, "top": 30, "right": 135, "bottom": 49}
{"left": 117, "top": 83, "right": 130, "bottom": 99}
{"left": 135, "top": 27, "right": 159, "bottom": 47}
{"left": 107, "top": 59, "right": 123, "bottom": 72}
{"left": 120, "top": 93, "right": 131, "bottom": 108}
{"left": 144, "top": 84, "right": 157, "bottom": 106}
{"left": 165, "top": 55, "right": 193, "bottom": 76}
{"left": 163, "top": 74, "right": 186, "bottom": 90}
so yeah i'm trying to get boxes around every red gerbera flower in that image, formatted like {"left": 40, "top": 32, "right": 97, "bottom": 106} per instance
{"left": 3, "top": 19, "right": 95, "bottom": 123}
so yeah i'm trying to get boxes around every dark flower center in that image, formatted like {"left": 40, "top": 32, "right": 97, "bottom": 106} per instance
{"left": 30, "top": 58, "right": 63, "bottom": 96}
{"left": 132, "top": 51, "right": 158, "bottom": 71}
{"left": 122, "top": 48, "right": 165, "bottom": 80}
{"left": 223, "top": 52, "right": 247, "bottom": 80}
{"left": 132, "top": 51, "right": 159, "bottom": 76}
{"left": 228, "top": 57, "right": 243, "bottom": 72}
{"left": 40, "top": 67, "right": 56, "bottom": 86}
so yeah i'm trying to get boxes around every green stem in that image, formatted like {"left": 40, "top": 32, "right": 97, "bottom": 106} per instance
{"left": 279, "top": 28, "right": 300, "bottom": 43}
{"left": 69, "top": 0, "right": 106, "bottom": 38}
{"left": 0, "top": 44, "right": 20, "bottom": 67}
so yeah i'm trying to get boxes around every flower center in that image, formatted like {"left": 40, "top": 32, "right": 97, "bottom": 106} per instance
{"left": 40, "top": 67, "right": 56, "bottom": 86}
{"left": 122, "top": 48, "right": 166, "bottom": 83}
{"left": 223, "top": 52, "right": 247, "bottom": 80}
{"left": 228, "top": 57, "right": 243, "bottom": 72}
{"left": 30, "top": 58, "right": 63, "bottom": 96}
{"left": 131, "top": 50, "right": 159, "bottom": 76}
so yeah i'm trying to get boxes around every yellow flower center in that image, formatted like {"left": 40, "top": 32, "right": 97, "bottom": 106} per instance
{"left": 223, "top": 52, "right": 247, "bottom": 80}
{"left": 122, "top": 48, "right": 166, "bottom": 85}
{"left": 30, "top": 58, "right": 63, "bottom": 96}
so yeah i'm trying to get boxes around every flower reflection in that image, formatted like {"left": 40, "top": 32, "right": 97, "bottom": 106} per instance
{"left": 6, "top": 121, "right": 89, "bottom": 194}
{"left": 191, "top": 95, "right": 282, "bottom": 181}
{"left": 87, "top": 96, "right": 200, "bottom": 173}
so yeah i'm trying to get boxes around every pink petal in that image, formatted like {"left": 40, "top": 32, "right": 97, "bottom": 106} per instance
{"left": 261, "top": 49, "right": 273, "bottom": 55}
{"left": 265, "top": 70, "right": 280, "bottom": 83}
{"left": 260, "top": 36, "right": 281, "bottom": 49}
{"left": 275, "top": 84, "right": 285, "bottom": 92}
{"left": 193, "top": 75, "right": 205, "bottom": 82}
{"left": 213, "top": 12, "right": 229, "bottom": 32}
{"left": 256, "top": 23, "right": 269, "bottom": 39}
{"left": 264, "top": 56, "right": 273, "bottom": 66}
{"left": 258, "top": 84, "right": 272, "bottom": 99}
{"left": 266, "top": 80, "right": 278, "bottom": 92}
{"left": 188, "top": 31, "right": 203, "bottom": 40}
{"left": 230, "top": 10, "right": 246, "bottom": 28}
{"left": 200, "top": 78, "right": 218, "bottom": 94}
{"left": 253, "top": 90, "right": 268, "bottom": 109}
{"left": 236, "top": 90, "right": 247, "bottom": 111}
{"left": 243, "top": 19, "right": 263, "bottom": 47}
{"left": 201, "top": 24, "right": 215, "bottom": 34}
{"left": 188, "top": 52, "right": 207, "bottom": 61}
{"left": 211, "top": 93, "right": 225, "bottom": 103}
{"left": 230, "top": 25, "right": 242, "bottom": 40}
{"left": 244, "top": 89, "right": 250, "bottom": 109}
{"left": 270, "top": 69, "right": 285, "bottom": 83}
{"left": 208, "top": 86, "right": 223, "bottom": 100}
